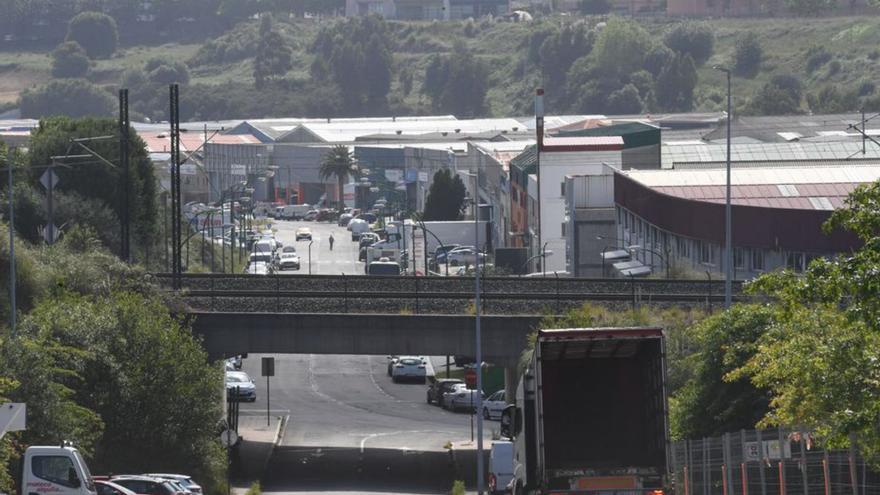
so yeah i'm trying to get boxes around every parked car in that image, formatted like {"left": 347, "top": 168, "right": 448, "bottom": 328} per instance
{"left": 488, "top": 441, "right": 515, "bottom": 494}
{"left": 252, "top": 239, "right": 275, "bottom": 255}
{"left": 482, "top": 390, "right": 507, "bottom": 420}
{"left": 304, "top": 210, "right": 319, "bottom": 221}
{"left": 315, "top": 209, "right": 338, "bottom": 222}
{"left": 391, "top": 356, "right": 426, "bottom": 383}
{"left": 367, "top": 259, "right": 401, "bottom": 276}
{"left": 226, "top": 355, "right": 242, "bottom": 370}
{"left": 338, "top": 213, "right": 353, "bottom": 227}
{"left": 295, "top": 227, "right": 312, "bottom": 241}
{"left": 248, "top": 252, "right": 273, "bottom": 264}
{"left": 225, "top": 371, "right": 256, "bottom": 402}
{"left": 110, "top": 476, "right": 177, "bottom": 495}
{"left": 426, "top": 378, "right": 464, "bottom": 407}
{"left": 96, "top": 480, "right": 138, "bottom": 495}
{"left": 142, "top": 476, "right": 201, "bottom": 495}
{"left": 444, "top": 247, "right": 487, "bottom": 267}
{"left": 442, "top": 384, "right": 484, "bottom": 412}
{"left": 386, "top": 355, "right": 400, "bottom": 376}
{"left": 358, "top": 232, "right": 380, "bottom": 249}
{"left": 276, "top": 251, "right": 300, "bottom": 271}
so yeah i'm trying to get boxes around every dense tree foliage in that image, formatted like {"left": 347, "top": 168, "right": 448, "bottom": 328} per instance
{"left": 66, "top": 11, "right": 118, "bottom": 58}
{"left": 27, "top": 117, "right": 157, "bottom": 258}
{"left": 422, "top": 41, "right": 489, "bottom": 118}
{"left": 733, "top": 32, "right": 762, "bottom": 77}
{"left": 422, "top": 169, "right": 467, "bottom": 221}
{"left": 654, "top": 53, "right": 698, "bottom": 111}
{"left": 51, "top": 41, "right": 90, "bottom": 78}
{"left": 784, "top": 0, "right": 837, "bottom": 15}
{"left": 19, "top": 79, "right": 115, "bottom": 119}
{"left": 663, "top": 22, "right": 714, "bottom": 66}
{"left": 310, "top": 15, "right": 393, "bottom": 114}
{"left": 748, "top": 74, "right": 803, "bottom": 114}
{"left": 253, "top": 14, "right": 293, "bottom": 88}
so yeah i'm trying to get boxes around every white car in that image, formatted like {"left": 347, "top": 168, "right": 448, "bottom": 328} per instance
{"left": 445, "top": 247, "right": 487, "bottom": 267}
{"left": 489, "top": 441, "right": 514, "bottom": 495}
{"left": 349, "top": 219, "right": 370, "bottom": 240}
{"left": 245, "top": 261, "right": 273, "bottom": 275}
{"left": 141, "top": 475, "right": 202, "bottom": 495}
{"left": 225, "top": 371, "right": 256, "bottom": 402}
{"left": 296, "top": 227, "right": 312, "bottom": 241}
{"left": 442, "top": 383, "right": 484, "bottom": 412}
{"left": 482, "top": 390, "right": 507, "bottom": 420}
{"left": 391, "top": 356, "right": 427, "bottom": 383}
{"left": 276, "top": 251, "right": 300, "bottom": 270}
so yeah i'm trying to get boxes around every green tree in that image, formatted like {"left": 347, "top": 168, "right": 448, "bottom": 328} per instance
{"left": 591, "top": 17, "right": 653, "bottom": 80}
{"left": 27, "top": 117, "right": 157, "bottom": 259}
{"left": 19, "top": 79, "right": 115, "bottom": 119}
{"left": 51, "top": 41, "right": 90, "bottom": 78}
{"left": 422, "top": 42, "right": 489, "bottom": 118}
{"left": 663, "top": 22, "right": 714, "bottom": 66}
{"left": 654, "top": 53, "right": 698, "bottom": 111}
{"left": 253, "top": 14, "right": 292, "bottom": 89}
{"left": 66, "top": 11, "right": 118, "bottom": 59}
{"left": 748, "top": 74, "right": 803, "bottom": 115}
{"left": 727, "top": 180, "right": 880, "bottom": 463}
{"left": 537, "top": 23, "right": 594, "bottom": 104}
{"left": 422, "top": 169, "right": 467, "bottom": 221}
{"left": 733, "top": 32, "right": 762, "bottom": 77}
{"left": 670, "top": 305, "right": 773, "bottom": 439}
{"left": 145, "top": 57, "right": 191, "bottom": 85}
{"left": 319, "top": 145, "right": 356, "bottom": 213}
{"left": 606, "top": 84, "right": 643, "bottom": 114}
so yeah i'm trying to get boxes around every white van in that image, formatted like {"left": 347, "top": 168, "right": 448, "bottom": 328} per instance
{"left": 349, "top": 219, "right": 371, "bottom": 241}
{"left": 21, "top": 445, "right": 96, "bottom": 495}
{"left": 489, "top": 441, "right": 514, "bottom": 494}
{"left": 281, "top": 204, "right": 311, "bottom": 220}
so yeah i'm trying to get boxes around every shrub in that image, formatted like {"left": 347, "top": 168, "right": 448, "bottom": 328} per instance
{"left": 66, "top": 11, "right": 118, "bottom": 59}
{"left": 733, "top": 32, "right": 762, "bottom": 77}
{"left": 663, "top": 22, "right": 714, "bottom": 65}
{"left": 827, "top": 59, "right": 841, "bottom": 77}
{"left": 805, "top": 45, "right": 832, "bottom": 73}
{"left": 51, "top": 41, "right": 90, "bottom": 78}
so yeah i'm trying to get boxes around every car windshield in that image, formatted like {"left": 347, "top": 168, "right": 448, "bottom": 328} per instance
{"left": 399, "top": 358, "right": 420, "bottom": 365}
{"left": 226, "top": 374, "right": 248, "bottom": 383}
{"left": 368, "top": 264, "right": 400, "bottom": 275}
{"left": 282, "top": 246, "right": 296, "bottom": 253}
{"left": 254, "top": 243, "right": 272, "bottom": 253}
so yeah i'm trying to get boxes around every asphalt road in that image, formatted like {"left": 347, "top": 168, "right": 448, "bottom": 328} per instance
{"left": 269, "top": 219, "right": 362, "bottom": 275}
{"left": 238, "top": 354, "right": 494, "bottom": 494}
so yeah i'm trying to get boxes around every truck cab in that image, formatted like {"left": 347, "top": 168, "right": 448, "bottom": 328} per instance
{"left": 21, "top": 445, "right": 96, "bottom": 495}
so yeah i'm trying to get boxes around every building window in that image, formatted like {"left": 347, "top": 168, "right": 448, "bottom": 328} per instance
{"left": 676, "top": 237, "right": 690, "bottom": 259}
{"left": 699, "top": 241, "right": 714, "bottom": 265}
{"left": 751, "top": 249, "right": 764, "bottom": 271}
{"left": 734, "top": 247, "right": 745, "bottom": 270}
{"left": 786, "top": 252, "right": 805, "bottom": 272}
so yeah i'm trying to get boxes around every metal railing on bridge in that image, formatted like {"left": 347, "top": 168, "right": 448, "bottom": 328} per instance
{"left": 151, "top": 273, "right": 747, "bottom": 314}
{"left": 672, "top": 429, "right": 880, "bottom": 495}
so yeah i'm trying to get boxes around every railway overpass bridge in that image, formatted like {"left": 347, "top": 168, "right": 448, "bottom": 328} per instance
{"left": 170, "top": 273, "right": 746, "bottom": 364}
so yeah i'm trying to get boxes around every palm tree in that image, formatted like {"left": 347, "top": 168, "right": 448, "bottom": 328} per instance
{"left": 319, "top": 145, "right": 356, "bottom": 213}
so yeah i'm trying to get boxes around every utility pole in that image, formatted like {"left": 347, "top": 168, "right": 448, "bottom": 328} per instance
{"left": 119, "top": 88, "right": 131, "bottom": 263}
{"left": 535, "top": 88, "right": 544, "bottom": 274}
{"left": 170, "top": 84, "right": 182, "bottom": 288}
{"left": 6, "top": 151, "right": 15, "bottom": 336}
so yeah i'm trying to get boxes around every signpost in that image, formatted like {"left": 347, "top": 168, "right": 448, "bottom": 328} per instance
{"left": 0, "top": 403, "right": 25, "bottom": 440}
{"left": 262, "top": 357, "right": 275, "bottom": 426}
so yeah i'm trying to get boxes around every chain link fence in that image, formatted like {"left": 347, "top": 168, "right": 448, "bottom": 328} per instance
{"left": 672, "top": 429, "right": 880, "bottom": 495}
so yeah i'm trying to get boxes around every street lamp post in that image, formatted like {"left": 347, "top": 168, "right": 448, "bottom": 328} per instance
{"left": 628, "top": 245, "right": 670, "bottom": 279}
{"left": 714, "top": 65, "right": 733, "bottom": 308}
{"left": 519, "top": 242, "right": 551, "bottom": 275}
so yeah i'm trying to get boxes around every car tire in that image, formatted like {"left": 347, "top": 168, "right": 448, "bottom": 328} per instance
{"left": 483, "top": 408, "right": 490, "bottom": 420}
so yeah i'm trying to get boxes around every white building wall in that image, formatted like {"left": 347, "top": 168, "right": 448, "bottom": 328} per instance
{"left": 537, "top": 150, "right": 622, "bottom": 272}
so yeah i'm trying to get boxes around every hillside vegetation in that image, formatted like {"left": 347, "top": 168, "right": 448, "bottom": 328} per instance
{"left": 3, "top": 14, "right": 880, "bottom": 119}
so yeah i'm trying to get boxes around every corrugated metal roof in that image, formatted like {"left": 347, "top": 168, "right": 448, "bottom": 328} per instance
{"left": 627, "top": 163, "right": 880, "bottom": 211}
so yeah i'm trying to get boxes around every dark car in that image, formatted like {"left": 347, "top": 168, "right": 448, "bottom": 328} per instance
{"left": 426, "top": 378, "right": 465, "bottom": 407}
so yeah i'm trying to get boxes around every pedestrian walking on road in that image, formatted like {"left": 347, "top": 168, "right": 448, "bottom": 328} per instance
{"left": 329, "top": 234, "right": 335, "bottom": 251}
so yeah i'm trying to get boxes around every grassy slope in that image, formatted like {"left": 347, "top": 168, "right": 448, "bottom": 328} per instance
{"left": 1, "top": 15, "right": 878, "bottom": 113}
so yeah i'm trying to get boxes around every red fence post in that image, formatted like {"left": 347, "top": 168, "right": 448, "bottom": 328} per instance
{"left": 778, "top": 462, "right": 786, "bottom": 495}
{"left": 822, "top": 457, "right": 831, "bottom": 495}
{"left": 723, "top": 465, "right": 729, "bottom": 495}
{"left": 741, "top": 463, "right": 749, "bottom": 495}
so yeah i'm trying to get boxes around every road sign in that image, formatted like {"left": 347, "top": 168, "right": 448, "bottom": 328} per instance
{"left": 261, "top": 357, "right": 275, "bottom": 377}
{"left": 219, "top": 428, "right": 238, "bottom": 447}
{"left": 0, "top": 403, "right": 25, "bottom": 439}
{"left": 744, "top": 440, "right": 791, "bottom": 462}
{"left": 465, "top": 368, "right": 477, "bottom": 389}
{"left": 39, "top": 169, "right": 59, "bottom": 191}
